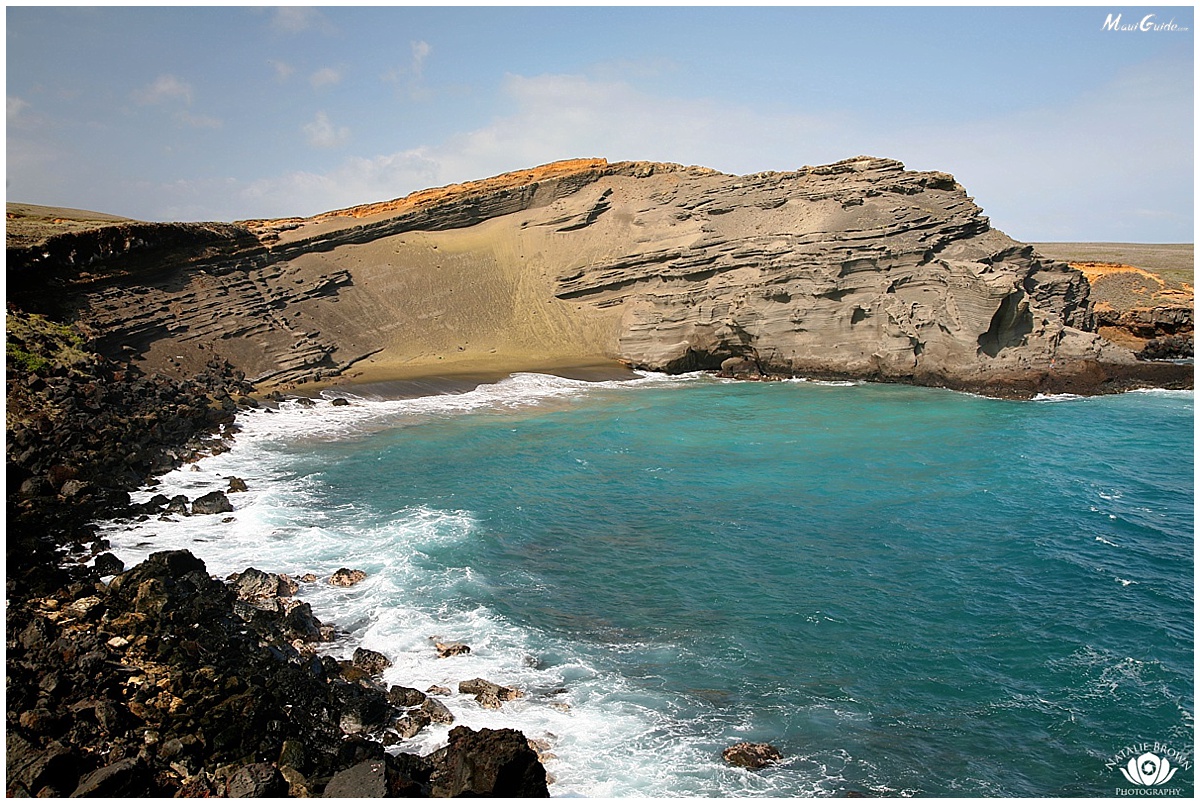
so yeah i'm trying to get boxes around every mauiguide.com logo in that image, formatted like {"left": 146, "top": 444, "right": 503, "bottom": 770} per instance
{"left": 1101, "top": 12, "right": 1190, "bottom": 32}
{"left": 1108, "top": 744, "right": 1191, "bottom": 796}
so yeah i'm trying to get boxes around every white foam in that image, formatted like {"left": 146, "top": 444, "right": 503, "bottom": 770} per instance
{"left": 96, "top": 370, "right": 853, "bottom": 795}
{"left": 1031, "top": 393, "right": 1086, "bottom": 402}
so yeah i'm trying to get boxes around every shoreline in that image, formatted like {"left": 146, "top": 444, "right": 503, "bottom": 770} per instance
{"left": 4, "top": 312, "right": 552, "bottom": 797}
{"left": 271, "top": 355, "right": 640, "bottom": 400}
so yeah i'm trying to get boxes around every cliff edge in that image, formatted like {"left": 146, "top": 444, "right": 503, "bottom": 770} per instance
{"left": 7, "top": 157, "right": 1191, "bottom": 397}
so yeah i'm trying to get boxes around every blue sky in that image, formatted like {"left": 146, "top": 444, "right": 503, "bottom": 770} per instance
{"left": 6, "top": 5, "right": 1194, "bottom": 241}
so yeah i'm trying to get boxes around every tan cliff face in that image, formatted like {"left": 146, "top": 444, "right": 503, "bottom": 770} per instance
{"left": 6, "top": 157, "right": 1190, "bottom": 396}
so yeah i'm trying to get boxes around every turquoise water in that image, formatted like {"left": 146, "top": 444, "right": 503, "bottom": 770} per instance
{"left": 104, "top": 376, "right": 1194, "bottom": 796}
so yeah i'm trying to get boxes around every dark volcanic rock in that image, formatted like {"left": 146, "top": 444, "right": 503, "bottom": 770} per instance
{"left": 325, "top": 759, "right": 389, "bottom": 797}
{"left": 722, "top": 741, "right": 783, "bottom": 769}
{"left": 93, "top": 552, "right": 125, "bottom": 577}
{"left": 191, "top": 489, "right": 233, "bottom": 515}
{"left": 329, "top": 567, "right": 367, "bottom": 587}
{"left": 69, "top": 757, "right": 152, "bottom": 797}
{"left": 226, "top": 762, "right": 288, "bottom": 797}
{"left": 5, "top": 310, "right": 550, "bottom": 800}
{"left": 435, "top": 640, "right": 471, "bottom": 658}
{"left": 459, "top": 678, "right": 522, "bottom": 710}
{"left": 429, "top": 726, "right": 549, "bottom": 797}
{"left": 353, "top": 646, "right": 393, "bottom": 675}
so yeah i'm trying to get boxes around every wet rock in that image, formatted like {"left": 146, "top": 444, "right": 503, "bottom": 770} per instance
{"left": 352, "top": 646, "right": 392, "bottom": 675}
{"left": 426, "top": 685, "right": 451, "bottom": 696}
{"left": 435, "top": 641, "right": 471, "bottom": 658}
{"left": 718, "top": 355, "right": 762, "bottom": 377}
{"left": 429, "top": 726, "right": 548, "bottom": 797}
{"left": 393, "top": 710, "right": 432, "bottom": 739}
{"left": 722, "top": 741, "right": 783, "bottom": 769}
{"left": 93, "top": 552, "right": 124, "bottom": 577}
{"left": 229, "top": 567, "right": 298, "bottom": 600}
{"left": 226, "top": 476, "right": 248, "bottom": 493}
{"left": 387, "top": 686, "right": 427, "bottom": 708}
{"left": 459, "top": 677, "right": 522, "bottom": 708}
{"left": 283, "top": 601, "right": 325, "bottom": 643}
{"left": 164, "top": 495, "right": 190, "bottom": 516}
{"left": 330, "top": 398, "right": 350, "bottom": 407}
{"left": 336, "top": 685, "right": 391, "bottom": 735}
{"left": 420, "top": 696, "right": 455, "bottom": 725}
{"left": 329, "top": 568, "right": 367, "bottom": 587}
{"left": 191, "top": 490, "right": 233, "bottom": 515}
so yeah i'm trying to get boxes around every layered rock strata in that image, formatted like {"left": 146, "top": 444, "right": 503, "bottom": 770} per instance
{"left": 7, "top": 157, "right": 1190, "bottom": 395}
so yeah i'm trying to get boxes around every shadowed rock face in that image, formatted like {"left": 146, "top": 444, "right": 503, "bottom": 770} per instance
{"left": 6, "top": 156, "right": 1190, "bottom": 396}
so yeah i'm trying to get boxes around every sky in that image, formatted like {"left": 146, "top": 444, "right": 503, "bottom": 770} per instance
{"left": 6, "top": 5, "right": 1194, "bottom": 242}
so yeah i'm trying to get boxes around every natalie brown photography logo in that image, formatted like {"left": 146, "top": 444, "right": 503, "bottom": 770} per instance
{"left": 1108, "top": 744, "right": 1191, "bottom": 796}
{"left": 1101, "top": 12, "right": 1190, "bottom": 32}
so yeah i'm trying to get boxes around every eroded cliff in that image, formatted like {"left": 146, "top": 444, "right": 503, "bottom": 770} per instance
{"left": 7, "top": 157, "right": 1190, "bottom": 396}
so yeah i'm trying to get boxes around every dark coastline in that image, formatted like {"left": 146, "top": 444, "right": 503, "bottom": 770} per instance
{"left": 4, "top": 311, "right": 551, "bottom": 797}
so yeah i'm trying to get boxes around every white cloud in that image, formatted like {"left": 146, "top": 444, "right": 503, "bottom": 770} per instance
{"left": 309, "top": 67, "right": 344, "bottom": 90}
{"left": 176, "top": 111, "right": 223, "bottom": 129}
{"left": 133, "top": 74, "right": 193, "bottom": 105}
{"left": 7, "top": 95, "right": 29, "bottom": 122}
{"left": 239, "top": 150, "right": 441, "bottom": 216}
{"left": 411, "top": 40, "right": 432, "bottom": 78}
{"left": 269, "top": 60, "right": 295, "bottom": 82}
{"left": 270, "top": 7, "right": 327, "bottom": 35}
{"left": 383, "top": 40, "right": 434, "bottom": 100}
{"left": 302, "top": 111, "right": 350, "bottom": 148}
{"left": 113, "top": 62, "right": 1189, "bottom": 241}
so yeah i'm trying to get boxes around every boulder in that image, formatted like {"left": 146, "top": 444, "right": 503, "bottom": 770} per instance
{"left": 393, "top": 710, "right": 432, "bottom": 739}
{"left": 421, "top": 695, "right": 455, "bottom": 724}
{"left": 719, "top": 355, "right": 762, "bottom": 377}
{"left": 324, "top": 759, "right": 388, "bottom": 797}
{"left": 69, "top": 757, "right": 151, "bottom": 797}
{"left": 387, "top": 685, "right": 428, "bottom": 708}
{"left": 229, "top": 567, "right": 298, "bottom": 600}
{"left": 226, "top": 763, "right": 287, "bottom": 797}
{"left": 353, "top": 646, "right": 392, "bottom": 675}
{"left": 191, "top": 490, "right": 233, "bottom": 515}
{"left": 329, "top": 568, "right": 367, "bottom": 587}
{"left": 59, "top": 479, "right": 92, "bottom": 499}
{"left": 165, "top": 495, "right": 190, "bottom": 516}
{"left": 6, "top": 734, "right": 80, "bottom": 797}
{"left": 722, "top": 741, "right": 783, "bottom": 769}
{"left": 435, "top": 641, "right": 471, "bottom": 658}
{"left": 429, "top": 726, "right": 548, "bottom": 797}
{"left": 226, "top": 476, "right": 249, "bottom": 492}
{"left": 459, "top": 677, "right": 521, "bottom": 703}
{"left": 92, "top": 552, "right": 124, "bottom": 577}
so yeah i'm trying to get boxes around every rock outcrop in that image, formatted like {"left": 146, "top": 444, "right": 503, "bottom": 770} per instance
{"left": 5, "top": 314, "right": 549, "bottom": 798}
{"left": 6, "top": 157, "right": 1191, "bottom": 396}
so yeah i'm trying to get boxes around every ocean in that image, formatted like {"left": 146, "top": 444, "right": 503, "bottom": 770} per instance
{"left": 99, "top": 373, "right": 1194, "bottom": 797}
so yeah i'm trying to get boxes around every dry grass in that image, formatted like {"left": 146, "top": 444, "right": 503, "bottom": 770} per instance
{"left": 6, "top": 203, "right": 136, "bottom": 249}
{"left": 1031, "top": 242, "right": 1193, "bottom": 285}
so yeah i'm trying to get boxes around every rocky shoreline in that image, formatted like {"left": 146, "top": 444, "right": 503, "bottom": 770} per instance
{"left": 5, "top": 310, "right": 550, "bottom": 797}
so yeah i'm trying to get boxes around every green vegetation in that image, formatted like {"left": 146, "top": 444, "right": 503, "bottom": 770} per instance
{"left": 5, "top": 310, "right": 91, "bottom": 376}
